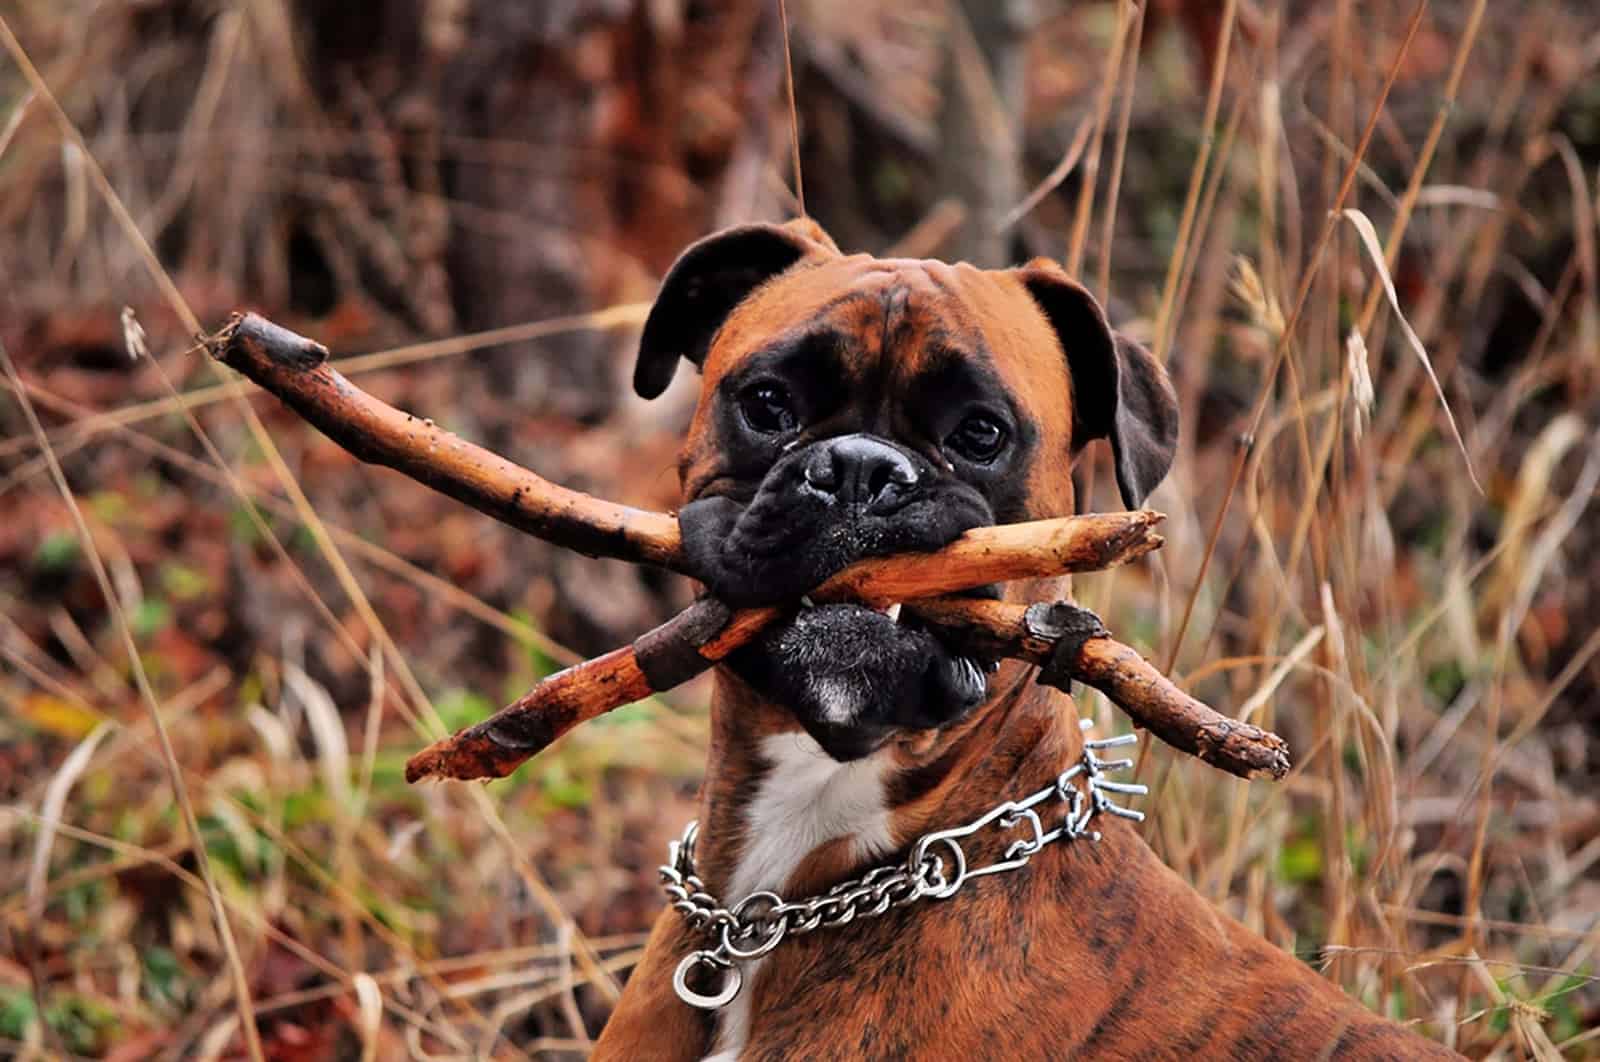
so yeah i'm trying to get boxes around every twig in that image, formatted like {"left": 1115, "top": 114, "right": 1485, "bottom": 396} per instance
{"left": 905, "top": 598, "right": 1292, "bottom": 780}
{"left": 206, "top": 313, "right": 684, "bottom": 571}
{"left": 405, "top": 511, "right": 1168, "bottom": 782}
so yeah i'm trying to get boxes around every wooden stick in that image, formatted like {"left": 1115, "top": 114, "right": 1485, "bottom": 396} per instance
{"left": 205, "top": 313, "right": 685, "bottom": 571}
{"left": 204, "top": 313, "right": 1289, "bottom": 786}
{"left": 808, "top": 512, "right": 1166, "bottom": 606}
{"left": 904, "top": 598, "right": 1292, "bottom": 780}
{"left": 405, "top": 511, "right": 1167, "bottom": 782}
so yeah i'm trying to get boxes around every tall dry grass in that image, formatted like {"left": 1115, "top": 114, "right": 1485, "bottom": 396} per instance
{"left": 1, "top": 0, "right": 1597, "bottom": 1058}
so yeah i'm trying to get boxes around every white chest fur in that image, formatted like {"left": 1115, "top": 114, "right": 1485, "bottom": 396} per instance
{"left": 704, "top": 730, "right": 896, "bottom": 1062}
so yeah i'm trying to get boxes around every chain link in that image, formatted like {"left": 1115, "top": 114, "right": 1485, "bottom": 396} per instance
{"left": 661, "top": 720, "right": 1146, "bottom": 1009}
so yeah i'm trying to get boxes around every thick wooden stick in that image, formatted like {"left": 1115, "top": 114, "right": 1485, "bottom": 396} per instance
{"left": 809, "top": 512, "right": 1165, "bottom": 605}
{"left": 405, "top": 511, "right": 1167, "bottom": 782}
{"left": 205, "top": 313, "right": 685, "bottom": 571}
{"left": 904, "top": 598, "right": 1292, "bottom": 780}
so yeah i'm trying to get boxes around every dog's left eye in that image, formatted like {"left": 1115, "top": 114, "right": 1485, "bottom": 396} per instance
{"left": 738, "top": 383, "right": 798, "bottom": 434}
{"left": 946, "top": 413, "right": 1008, "bottom": 463}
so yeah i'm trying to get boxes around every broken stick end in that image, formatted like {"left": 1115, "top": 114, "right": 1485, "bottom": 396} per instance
{"left": 207, "top": 311, "right": 330, "bottom": 373}
{"left": 201, "top": 314, "right": 243, "bottom": 357}
{"left": 1259, "top": 741, "right": 1293, "bottom": 781}
{"left": 1196, "top": 724, "right": 1293, "bottom": 782}
{"left": 1239, "top": 743, "right": 1292, "bottom": 781}
{"left": 405, "top": 732, "right": 519, "bottom": 784}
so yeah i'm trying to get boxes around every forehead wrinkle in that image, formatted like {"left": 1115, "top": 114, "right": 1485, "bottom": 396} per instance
{"left": 734, "top": 323, "right": 852, "bottom": 376}
{"left": 884, "top": 288, "right": 987, "bottom": 392}
{"left": 708, "top": 286, "right": 881, "bottom": 386}
{"left": 906, "top": 336, "right": 1001, "bottom": 390}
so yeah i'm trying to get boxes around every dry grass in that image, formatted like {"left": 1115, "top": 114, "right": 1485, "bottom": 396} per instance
{"left": 1, "top": 0, "right": 1597, "bottom": 1058}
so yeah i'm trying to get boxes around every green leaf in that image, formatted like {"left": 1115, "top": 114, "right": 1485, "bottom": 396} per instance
{"left": 160, "top": 562, "right": 210, "bottom": 600}
{"left": 131, "top": 598, "right": 171, "bottom": 638}
{"left": 0, "top": 986, "right": 36, "bottom": 1040}
{"left": 32, "top": 530, "right": 80, "bottom": 573}
{"left": 1278, "top": 836, "right": 1322, "bottom": 884}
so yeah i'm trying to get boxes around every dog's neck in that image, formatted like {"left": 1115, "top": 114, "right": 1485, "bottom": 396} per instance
{"left": 688, "top": 653, "right": 1094, "bottom": 1060}
{"left": 689, "top": 657, "right": 1088, "bottom": 904}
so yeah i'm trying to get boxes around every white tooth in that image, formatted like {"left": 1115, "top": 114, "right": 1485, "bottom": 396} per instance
{"left": 801, "top": 596, "right": 815, "bottom": 608}
{"left": 885, "top": 602, "right": 903, "bottom": 623}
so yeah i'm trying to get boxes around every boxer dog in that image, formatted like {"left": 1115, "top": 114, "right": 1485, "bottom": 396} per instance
{"left": 594, "top": 219, "right": 1459, "bottom": 1059}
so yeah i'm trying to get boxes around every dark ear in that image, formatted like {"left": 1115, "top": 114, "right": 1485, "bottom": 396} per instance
{"left": 634, "top": 222, "right": 835, "bottom": 399}
{"left": 1018, "top": 263, "right": 1179, "bottom": 509}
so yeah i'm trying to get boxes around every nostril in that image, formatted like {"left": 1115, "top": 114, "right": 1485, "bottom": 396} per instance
{"left": 866, "top": 462, "right": 893, "bottom": 501}
{"left": 886, "top": 459, "right": 917, "bottom": 487}
{"left": 803, "top": 449, "right": 839, "bottom": 492}
{"left": 868, "top": 448, "right": 920, "bottom": 500}
{"left": 866, "top": 461, "right": 908, "bottom": 502}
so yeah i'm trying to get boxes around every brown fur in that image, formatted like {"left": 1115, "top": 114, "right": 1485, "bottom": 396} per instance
{"left": 595, "top": 235, "right": 1460, "bottom": 1060}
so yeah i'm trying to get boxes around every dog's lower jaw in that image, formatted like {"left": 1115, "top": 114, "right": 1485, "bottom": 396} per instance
{"left": 705, "top": 729, "right": 898, "bottom": 1062}
{"left": 727, "top": 603, "right": 990, "bottom": 761}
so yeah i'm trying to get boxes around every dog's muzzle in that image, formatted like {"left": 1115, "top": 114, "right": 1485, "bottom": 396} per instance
{"left": 677, "top": 432, "right": 998, "bottom": 760}
{"left": 679, "top": 432, "right": 990, "bottom": 608}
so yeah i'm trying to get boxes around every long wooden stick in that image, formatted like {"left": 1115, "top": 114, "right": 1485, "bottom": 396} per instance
{"left": 207, "top": 313, "right": 685, "bottom": 571}
{"left": 405, "top": 511, "right": 1166, "bottom": 782}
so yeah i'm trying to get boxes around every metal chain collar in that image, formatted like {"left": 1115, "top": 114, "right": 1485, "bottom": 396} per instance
{"left": 660, "top": 720, "right": 1147, "bottom": 1010}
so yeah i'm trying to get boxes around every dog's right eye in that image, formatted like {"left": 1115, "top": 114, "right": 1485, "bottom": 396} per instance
{"left": 738, "top": 383, "right": 798, "bottom": 434}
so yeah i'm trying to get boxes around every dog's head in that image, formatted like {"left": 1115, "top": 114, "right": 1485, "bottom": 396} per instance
{"left": 635, "top": 220, "right": 1177, "bottom": 759}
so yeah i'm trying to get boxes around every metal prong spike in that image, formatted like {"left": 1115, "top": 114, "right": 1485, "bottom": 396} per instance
{"left": 1103, "top": 803, "right": 1146, "bottom": 822}
{"left": 1094, "top": 757, "right": 1136, "bottom": 772}
{"left": 1095, "top": 780, "right": 1149, "bottom": 796}
{"left": 1089, "top": 830, "right": 1103, "bottom": 841}
{"left": 1079, "top": 717, "right": 1094, "bottom": 731}
{"left": 1085, "top": 733, "right": 1138, "bottom": 750}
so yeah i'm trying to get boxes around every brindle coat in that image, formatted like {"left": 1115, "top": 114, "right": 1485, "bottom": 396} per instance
{"left": 595, "top": 221, "right": 1461, "bottom": 1060}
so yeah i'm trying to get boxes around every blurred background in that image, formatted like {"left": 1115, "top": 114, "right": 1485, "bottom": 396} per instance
{"left": 1, "top": 0, "right": 1597, "bottom": 1057}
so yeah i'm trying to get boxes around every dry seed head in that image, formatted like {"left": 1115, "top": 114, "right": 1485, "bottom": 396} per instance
{"left": 1346, "top": 329, "right": 1374, "bottom": 440}
{"left": 120, "top": 306, "right": 149, "bottom": 362}
{"left": 1228, "top": 255, "right": 1284, "bottom": 338}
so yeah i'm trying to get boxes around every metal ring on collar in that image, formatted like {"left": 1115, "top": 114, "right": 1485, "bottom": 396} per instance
{"left": 673, "top": 951, "right": 743, "bottom": 1010}
{"left": 916, "top": 835, "right": 968, "bottom": 900}
{"left": 719, "top": 891, "right": 788, "bottom": 960}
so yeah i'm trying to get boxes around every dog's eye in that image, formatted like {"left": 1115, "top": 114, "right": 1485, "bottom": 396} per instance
{"left": 738, "top": 383, "right": 798, "bottom": 434}
{"left": 946, "top": 413, "right": 1008, "bottom": 463}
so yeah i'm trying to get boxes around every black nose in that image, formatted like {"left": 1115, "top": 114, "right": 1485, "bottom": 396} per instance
{"left": 801, "top": 434, "right": 922, "bottom": 511}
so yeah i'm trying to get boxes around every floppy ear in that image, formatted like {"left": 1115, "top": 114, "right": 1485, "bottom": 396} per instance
{"left": 1017, "top": 262, "right": 1179, "bottom": 509}
{"left": 634, "top": 221, "right": 837, "bottom": 399}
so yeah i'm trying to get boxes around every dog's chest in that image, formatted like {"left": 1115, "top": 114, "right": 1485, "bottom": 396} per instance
{"left": 704, "top": 730, "right": 896, "bottom": 1062}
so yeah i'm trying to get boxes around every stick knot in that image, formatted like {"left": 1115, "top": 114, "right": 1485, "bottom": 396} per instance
{"left": 1027, "top": 601, "right": 1110, "bottom": 695}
